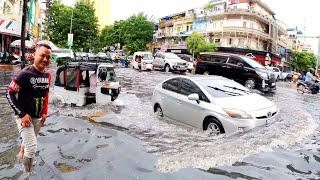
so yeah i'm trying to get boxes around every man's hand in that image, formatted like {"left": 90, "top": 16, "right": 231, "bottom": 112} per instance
{"left": 21, "top": 114, "right": 31, "bottom": 127}
{"left": 41, "top": 114, "right": 47, "bottom": 127}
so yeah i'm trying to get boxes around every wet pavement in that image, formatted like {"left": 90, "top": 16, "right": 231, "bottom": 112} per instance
{"left": 0, "top": 66, "right": 320, "bottom": 179}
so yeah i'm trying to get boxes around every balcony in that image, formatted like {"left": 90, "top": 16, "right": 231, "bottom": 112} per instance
{"left": 208, "top": 9, "right": 276, "bottom": 25}
{"left": 223, "top": 26, "right": 270, "bottom": 40}
{"left": 155, "top": 43, "right": 187, "bottom": 49}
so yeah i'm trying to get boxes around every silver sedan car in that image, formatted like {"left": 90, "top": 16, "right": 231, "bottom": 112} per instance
{"left": 152, "top": 76, "right": 279, "bottom": 135}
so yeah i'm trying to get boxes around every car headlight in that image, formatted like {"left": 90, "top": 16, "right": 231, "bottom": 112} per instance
{"left": 223, "top": 108, "right": 252, "bottom": 119}
{"left": 256, "top": 71, "right": 268, "bottom": 80}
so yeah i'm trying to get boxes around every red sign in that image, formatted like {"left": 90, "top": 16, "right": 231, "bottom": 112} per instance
{"left": 230, "top": 0, "right": 249, "bottom": 4}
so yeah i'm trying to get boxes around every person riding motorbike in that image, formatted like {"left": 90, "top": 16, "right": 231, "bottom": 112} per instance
{"left": 304, "top": 68, "right": 319, "bottom": 94}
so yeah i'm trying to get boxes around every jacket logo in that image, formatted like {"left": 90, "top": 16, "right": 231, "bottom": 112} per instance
{"left": 30, "top": 77, "right": 49, "bottom": 84}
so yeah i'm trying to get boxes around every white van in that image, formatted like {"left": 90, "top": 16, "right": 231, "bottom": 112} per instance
{"left": 131, "top": 51, "right": 154, "bottom": 71}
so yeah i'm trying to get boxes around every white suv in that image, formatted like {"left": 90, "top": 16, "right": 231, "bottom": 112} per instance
{"left": 153, "top": 52, "right": 188, "bottom": 73}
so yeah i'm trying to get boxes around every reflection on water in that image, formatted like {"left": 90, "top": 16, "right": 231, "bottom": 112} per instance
{"left": 0, "top": 67, "right": 320, "bottom": 179}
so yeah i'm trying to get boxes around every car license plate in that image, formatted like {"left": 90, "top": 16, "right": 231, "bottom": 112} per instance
{"left": 271, "top": 83, "right": 275, "bottom": 86}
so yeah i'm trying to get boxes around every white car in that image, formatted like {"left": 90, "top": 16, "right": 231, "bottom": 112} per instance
{"left": 152, "top": 76, "right": 279, "bottom": 135}
{"left": 131, "top": 51, "right": 153, "bottom": 71}
{"left": 266, "top": 67, "right": 281, "bottom": 80}
{"left": 153, "top": 52, "right": 188, "bottom": 73}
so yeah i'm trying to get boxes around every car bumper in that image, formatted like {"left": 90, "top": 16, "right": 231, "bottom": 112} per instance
{"left": 172, "top": 65, "right": 187, "bottom": 71}
{"left": 220, "top": 110, "right": 279, "bottom": 134}
{"left": 258, "top": 79, "right": 276, "bottom": 92}
{"left": 142, "top": 64, "right": 153, "bottom": 70}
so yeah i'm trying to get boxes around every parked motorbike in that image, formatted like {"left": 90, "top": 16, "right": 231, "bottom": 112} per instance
{"left": 297, "top": 79, "right": 320, "bottom": 94}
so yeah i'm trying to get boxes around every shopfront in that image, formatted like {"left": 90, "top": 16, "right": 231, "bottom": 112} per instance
{"left": 0, "top": 18, "right": 21, "bottom": 53}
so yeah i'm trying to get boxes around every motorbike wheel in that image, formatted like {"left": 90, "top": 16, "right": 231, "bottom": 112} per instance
{"left": 297, "top": 84, "right": 306, "bottom": 94}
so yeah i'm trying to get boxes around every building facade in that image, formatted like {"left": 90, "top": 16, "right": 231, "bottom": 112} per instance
{"left": 155, "top": 0, "right": 289, "bottom": 63}
{"left": 0, "top": 0, "right": 22, "bottom": 53}
{"left": 80, "top": 0, "right": 111, "bottom": 29}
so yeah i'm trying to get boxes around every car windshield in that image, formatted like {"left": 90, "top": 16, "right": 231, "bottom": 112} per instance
{"left": 241, "top": 56, "right": 265, "bottom": 69}
{"left": 165, "top": 53, "right": 179, "bottom": 59}
{"left": 143, "top": 54, "right": 153, "bottom": 60}
{"left": 199, "top": 79, "right": 251, "bottom": 98}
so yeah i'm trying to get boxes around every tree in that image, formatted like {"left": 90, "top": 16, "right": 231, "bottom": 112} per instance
{"left": 291, "top": 51, "right": 316, "bottom": 71}
{"left": 186, "top": 32, "right": 217, "bottom": 57}
{"left": 204, "top": 3, "right": 214, "bottom": 12}
{"left": 71, "top": 1, "right": 99, "bottom": 51}
{"left": 45, "top": 1, "right": 99, "bottom": 51}
{"left": 45, "top": 0, "right": 72, "bottom": 48}
{"left": 99, "top": 13, "right": 154, "bottom": 55}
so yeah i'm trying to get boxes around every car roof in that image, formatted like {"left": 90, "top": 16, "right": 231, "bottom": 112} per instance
{"left": 134, "top": 51, "right": 152, "bottom": 55}
{"left": 200, "top": 52, "right": 236, "bottom": 57}
{"left": 167, "top": 75, "right": 231, "bottom": 82}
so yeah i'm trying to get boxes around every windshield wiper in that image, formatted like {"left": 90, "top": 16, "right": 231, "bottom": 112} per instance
{"left": 207, "top": 86, "right": 242, "bottom": 96}
{"left": 223, "top": 85, "right": 251, "bottom": 94}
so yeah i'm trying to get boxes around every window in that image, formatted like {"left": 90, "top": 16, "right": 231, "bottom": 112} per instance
{"left": 227, "top": 57, "right": 239, "bottom": 65}
{"left": 214, "top": 38, "right": 220, "bottom": 43}
{"left": 229, "top": 38, "right": 232, "bottom": 45}
{"left": 243, "top": 22, "right": 247, "bottom": 28}
{"left": 162, "top": 78, "right": 180, "bottom": 93}
{"left": 180, "top": 79, "right": 210, "bottom": 102}
{"left": 186, "top": 26, "right": 189, "bottom": 32}
{"left": 212, "top": 55, "right": 228, "bottom": 63}
{"left": 200, "top": 54, "right": 228, "bottom": 63}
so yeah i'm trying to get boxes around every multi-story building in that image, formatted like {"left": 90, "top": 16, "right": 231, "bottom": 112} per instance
{"left": 155, "top": 0, "right": 289, "bottom": 64}
{"left": 0, "top": 0, "right": 22, "bottom": 53}
{"left": 0, "top": 0, "right": 46, "bottom": 53}
{"left": 80, "top": 0, "right": 111, "bottom": 29}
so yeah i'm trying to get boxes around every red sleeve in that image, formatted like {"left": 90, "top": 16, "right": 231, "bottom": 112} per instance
{"left": 41, "top": 72, "right": 51, "bottom": 116}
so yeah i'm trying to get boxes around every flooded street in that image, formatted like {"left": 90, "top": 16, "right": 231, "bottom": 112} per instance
{"left": 1, "top": 66, "right": 320, "bottom": 179}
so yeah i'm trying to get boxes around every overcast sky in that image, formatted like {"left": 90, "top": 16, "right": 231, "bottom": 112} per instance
{"left": 61, "top": 0, "right": 320, "bottom": 54}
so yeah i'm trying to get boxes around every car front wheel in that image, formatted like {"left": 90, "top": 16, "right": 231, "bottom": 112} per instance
{"left": 164, "top": 64, "right": 170, "bottom": 73}
{"left": 205, "top": 119, "right": 224, "bottom": 135}
{"left": 245, "top": 79, "right": 255, "bottom": 90}
{"left": 154, "top": 104, "right": 163, "bottom": 117}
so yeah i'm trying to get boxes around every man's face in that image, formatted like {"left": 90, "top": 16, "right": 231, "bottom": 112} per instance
{"left": 34, "top": 46, "right": 52, "bottom": 71}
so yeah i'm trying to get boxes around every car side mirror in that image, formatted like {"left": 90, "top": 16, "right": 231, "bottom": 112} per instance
{"left": 188, "top": 93, "right": 200, "bottom": 103}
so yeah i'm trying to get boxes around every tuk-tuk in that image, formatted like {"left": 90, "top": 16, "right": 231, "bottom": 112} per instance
{"left": 52, "top": 62, "right": 120, "bottom": 106}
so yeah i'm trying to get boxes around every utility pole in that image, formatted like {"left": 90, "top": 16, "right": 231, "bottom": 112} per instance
{"left": 68, "top": 9, "right": 74, "bottom": 50}
{"left": 20, "top": 0, "right": 28, "bottom": 69}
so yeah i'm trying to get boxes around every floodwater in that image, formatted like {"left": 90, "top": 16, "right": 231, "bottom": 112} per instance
{"left": 0, "top": 66, "right": 320, "bottom": 179}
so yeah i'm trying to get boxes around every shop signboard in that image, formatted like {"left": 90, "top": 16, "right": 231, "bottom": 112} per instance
{"left": 0, "top": 18, "right": 21, "bottom": 36}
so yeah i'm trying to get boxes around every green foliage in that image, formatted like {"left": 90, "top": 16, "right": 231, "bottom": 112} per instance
{"left": 204, "top": 3, "right": 214, "bottom": 12}
{"left": 186, "top": 32, "right": 217, "bottom": 56}
{"left": 99, "top": 13, "right": 154, "bottom": 55}
{"left": 45, "top": 0, "right": 99, "bottom": 51}
{"left": 291, "top": 51, "right": 316, "bottom": 71}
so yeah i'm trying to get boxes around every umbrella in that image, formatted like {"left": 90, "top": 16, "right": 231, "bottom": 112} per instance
{"left": 10, "top": 40, "right": 35, "bottom": 49}
{"left": 36, "top": 40, "right": 60, "bottom": 51}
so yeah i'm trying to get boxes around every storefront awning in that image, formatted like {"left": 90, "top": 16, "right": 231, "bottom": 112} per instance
{"left": 0, "top": 18, "right": 21, "bottom": 37}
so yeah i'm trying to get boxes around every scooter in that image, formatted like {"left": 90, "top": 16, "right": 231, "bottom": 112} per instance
{"left": 297, "top": 79, "right": 320, "bottom": 94}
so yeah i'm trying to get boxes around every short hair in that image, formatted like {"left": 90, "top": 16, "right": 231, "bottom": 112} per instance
{"left": 36, "top": 43, "right": 52, "bottom": 51}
